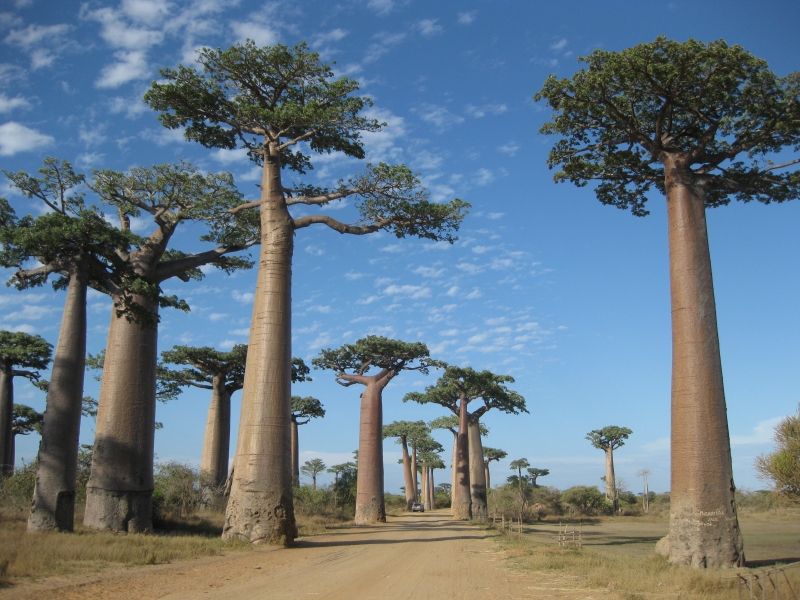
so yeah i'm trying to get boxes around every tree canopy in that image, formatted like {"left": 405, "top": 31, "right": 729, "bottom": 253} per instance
{"left": 157, "top": 344, "right": 248, "bottom": 401}
{"left": 404, "top": 366, "right": 527, "bottom": 419}
{"left": 12, "top": 404, "right": 42, "bottom": 436}
{"left": 429, "top": 414, "right": 489, "bottom": 437}
{"left": 483, "top": 447, "right": 507, "bottom": 463}
{"left": 756, "top": 405, "right": 800, "bottom": 504}
{"left": 291, "top": 396, "right": 325, "bottom": 423}
{"left": 534, "top": 37, "right": 800, "bottom": 216}
{"left": 586, "top": 426, "right": 633, "bottom": 451}
{"left": 0, "top": 331, "right": 52, "bottom": 377}
{"left": 313, "top": 336, "right": 444, "bottom": 386}
{"left": 383, "top": 420, "right": 429, "bottom": 443}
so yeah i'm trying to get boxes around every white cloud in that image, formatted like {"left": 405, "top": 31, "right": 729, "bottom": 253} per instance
{"left": 367, "top": 0, "right": 394, "bottom": 15}
{"left": 0, "top": 122, "right": 54, "bottom": 156}
{"left": 95, "top": 50, "right": 150, "bottom": 88}
{"left": 85, "top": 6, "right": 164, "bottom": 49}
{"left": 357, "top": 295, "right": 381, "bottom": 305}
{"left": 4, "top": 23, "right": 72, "bottom": 69}
{"left": 427, "top": 339, "right": 457, "bottom": 354}
{"left": 457, "top": 11, "right": 476, "bottom": 25}
{"left": 413, "top": 266, "right": 444, "bottom": 278}
{"left": 474, "top": 168, "right": 494, "bottom": 186}
{"left": 208, "top": 313, "right": 228, "bottom": 322}
{"left": 498, "top": 142, "right": 519, "bottom": 156}
{"left": 312, "top": 28, "right": 347, "bottom": 47}
{"left": 417, "top": 19, "right": 442, "bottom": 36}
{"left": 308, "top": 331, "right": 334, "bottom": 350}
{"left": 0, "top": 93, "right": 30, "bottom": 113}
{"left": 345, "top": 271, "right": 365, "bottom": 280}
{"left": 0, "top": 322, "right": 36, "bottom": 334}
{"left": 363, "top": 31, "right": 406, "bottom": 64}
{"left": 79, "top": 123, "right": 106, "bottom": 147}
{"left": 488, "top": 212, "right": 504, "bottom": 220}
{"left": 76, "top": 152, "right": 105, "bottom": 169}
{"left": 229, "top": 328, "right": 250, "bottom": 336}
{"left": 109, "top": 93, "right": 149, "bottom": 119}
{"left": 122, "top": 0, "right": 172, "bottom": 25}
{"left": 380, "top": 243, "right": 404, "bottom": 253}
{"left": 415, "top": 103, "right": 464, "bottom": 132}
{"left": 465, "top": 288, "right": 482, "bottom": 299}
{"left": 642, "top": 437, "right": 670, "bottom": 453}
{"left": 440, "top": 328, "right": 459, "bottom": 336}
{"left": 550, "top": 38, "right": 568, "bottom": 51}
{"left": 491, "top": 258, "right": 514, "bottom": 270}
{"left": 232, "top": 290, "right": 254, "bottom": 304}
{"left": 0, "top": 293, "right": 47, "bottom": 307}
{"left": 219, "top": 339, "right": 236, "bottom": 349}
{"left": 361, "top": 106, "right": 405, "bottom": 162}
{"left": 210, "top": 147, "right": 250, "bottom": 165}
{"left": 485, "top": 317, "right": 507, "bottom": 325}
{"left": 468, "top": 333, "right": 487, "bottom": 344}
{"left": 230, "top": 19, "right": 278, "bottom": 46}
{"left": 465, "top": 104, "right": 507, "bottom": 118}
{"left": 4, "top": 304, "right": 58, "bottom": 321}
{"left": 456, "top": 263, "right": 483, "bottom": 275}
{"left": 472, "top": 245, "right": 492, "bottom": 255}
{"left": 305, "top": 245, "right": 325, "bottom": 256}
{"left": 384, "top": 284, "right": 431, "bottom": 299}
{"left": 308, "top": 305, "right": 331, "bottom": 314}
{"left": 140, "top": 127, "right": 187, "bottom": 146}
{"left": 731, "top": 417, "right": 782, "bottom": 446}
{"left": 445, "top": 286, "right": 459, "bottom": 297}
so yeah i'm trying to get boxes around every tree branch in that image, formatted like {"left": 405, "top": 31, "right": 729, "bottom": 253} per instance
{"left": 292, "top": 214, "right": 392, "bottom": 235}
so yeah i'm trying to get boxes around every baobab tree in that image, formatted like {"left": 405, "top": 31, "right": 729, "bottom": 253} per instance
{"left": 527, "top": 468, "right": 549, "bottom": 488}
{"left": 314, "top": 336, "right": 443, "bottom": 524}
{"left": 430, "top": 414, "right": 487, "bottom": 514}
{"left": 301, "top": 458, "right": 326, "bottom": 490}
{"left": 535, "top": 37, "right": 800, "bottom": 568}
{"left": 0, "top": 331, "right": 51, "bottom": 477}
{"left": 383, "top": 420, "right": 428, "bottom": 510}
{"left": 416, "top": 437, "right": 444, "bottom": 509}
{"left": 157, "top": 344, "right": 248, "bottom": 488}
{"left": 509, "top": 458, "right": 530, "bottom": 497}
{"left": 419, "top": 452, "right": 445, "bottom": 510}
{"left": 586, "top": 426, "right": 632, "bottom": 513}
{"left": 82, "top": 162, "right": 259, "bottom": 533}
{"left": 9, "top": 404, "right": 43, "bottom": 474}
{"left": 405, "top": 366, "right": 526, "bottom": 521}
{"left": 483, "top": 447, "right": 507, "bottom": 490}
{"left": 1, "top": 160, "right": 137, "bottom": 532}
{"left": 291, "top": 394, "right": 324, "bottom": 486}
{"left": 145, "top": 41, "right": 467, "bottom": 544}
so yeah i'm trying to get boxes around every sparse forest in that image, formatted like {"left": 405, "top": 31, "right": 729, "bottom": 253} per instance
{"left": 1, "top": 15, "right": 799, "bottom": 599}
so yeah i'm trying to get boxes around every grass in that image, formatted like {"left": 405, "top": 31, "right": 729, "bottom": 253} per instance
{"left": 491, "top": 511, "right": 800, "bottom": 599}
{"left": 0, "top": 506, "right": 352, "bottom": 586}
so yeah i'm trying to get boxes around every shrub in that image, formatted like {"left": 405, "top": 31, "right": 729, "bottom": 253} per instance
{"left": 152, "top": 461, "right": 204, "bottom": 522}
{"left": 0, "top": 460, "right": 37, "bottom": 517}
{"left": 561, "top": 485, "right": 612, "bottom": 515}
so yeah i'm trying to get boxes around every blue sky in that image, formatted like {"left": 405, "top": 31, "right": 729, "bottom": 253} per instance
{"left": 2, "top": 0, "right": 799, "bottom": 497}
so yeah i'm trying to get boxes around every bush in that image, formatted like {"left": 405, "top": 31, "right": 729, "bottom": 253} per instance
{"left": 152, "top": 461, "right": 204, "bottom": 522}
{"left": 0, "top": 460, "right": 37, "bottom": 517}
{"left": 561, "top": 485, "right": 612, "bottom": 515}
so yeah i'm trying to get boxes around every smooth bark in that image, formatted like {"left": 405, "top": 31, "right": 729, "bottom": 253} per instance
{"left": 664, "top": 162, "right": 744, "bottom": 568}
{"left": 354, "top": 380, "right": 387, "bottom": 524}
{"left": 224, "top": 150, "right": 296, "bottom": 544}
{"left": 84, "top": 295, "right": 158, "bottom": 533}
{"left": 605, "top": 448, "right": 616, "bottom": 512}
{"left": 422, "top": 462, "right": 430, "bottom": 511}
{"left": 28, "top": 265, "right": 87, "bottom": 532}
{"left": 450, "top": 433, "right": 457, "bottom": 514}
{"left": 467, "top": 419, "right": 487, "bottom": 521}
{"left": 401, "top": 437, "right": 414, "bottom": 510}
{"left": 453, "top": 396, "right": 471, "bottom": 520}
{"left": 411, "top": 443, "right": 418, "bottom": 502}
{"left": 0, "top": 366, "right": 12, "bottom": 477}
{"left": 484, "top": 464, "right": 490, "bottom": 491}
{"left": 200, "top": 375, "right": 231, "bottom": 488}
{"left": 291, "top": 419, "right": 299, "bottom": 487}
{"left": 429, "top": 469, "right": 435, "bottom": 509}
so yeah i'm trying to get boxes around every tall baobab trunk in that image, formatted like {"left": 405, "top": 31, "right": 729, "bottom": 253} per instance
{"left": 663, "top": 163, "right": 743, "bottom": 568}
{"left": 604, "top": 448, "right": 616, "bottom": 512}
{"left": 401, "top": 437, "right": 414, "bottom": 510}
{"left": 84, "top": 294, "right": 158, "bottom": 533}
{"left": 484, "top": 462, "right": 490, "bottom": 491}
{"left": 200, "top": 376, "right": 231, "bottom": 488}
{"left": 453, "top": 396, "right": 471, "bottom": 520}
{"left": 0, "top": 363, "right": 13, "bottom": 478}
{"left": 353, "top": 380, "right": 386, "bottom": 524}
{"left": 290, "top": 418, "right": 299, "bottom": 487}
{"left": 28, "top": 266, "right": 87, "bottom": 531}
{"left": 468, "top": 419, "right": 487, "bottom": 521}
{"left": 450, "top": 433, "right": 457, "bottom": 514}
{"left": 224, "top": 151, "right": 296, "bottom": 544}
{"left": 429, "top": 468, "right": 435, "bottom": 509}
{"left": 411, "top": 443, "right": 418, "bottom": 502}
{"left": 421, "top": 461, "right": 430, "bottom": 510}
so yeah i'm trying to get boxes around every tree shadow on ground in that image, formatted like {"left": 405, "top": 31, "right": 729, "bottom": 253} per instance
{"left": 294, "top": 534, "right": 487, "bottom": 548}
{"left": 745, "top": 558, "right": 800, "bottom": 568}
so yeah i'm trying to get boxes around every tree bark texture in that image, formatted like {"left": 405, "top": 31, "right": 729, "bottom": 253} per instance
{"left": 664, "top": 162, "right": 744, "bottom": 568}
{"left": 401, "top": 437, "right": 414, "bottom": 510}
{"left": 411, "top": 444, "right": 418, "bottom": 502}
{"left": 200, "top": 376, "right": 231, "bottom": 488}
{"left": 224, "top": 152, "right": 297, "bottom": 544}
{"left": 290, "top": 419, "right": 299, "bottom": 487}
{"left": 468, "top": 419, "right": 487, "bottom": 521}
{"left": 0, "top": 365, "right": 13, "bottom": 478}
{"left": 28, "top": 265, "right": 87, "bottom": 532}
{"left": 422, "top": 462, "right": 429, "bottom": 510}
{"left": 453, "top": 397, "right": 471, "bottom": 520}
{"left": 450, "top": 433, "right": 457, "bottom": 515}
{"left": 429, "top": 469, "right": 435, "bottom": 509}
{"left": 605, "top": 448, "right": 617, "bottom": 512}
{"left": 354, "top": 381, "right": 386, "bottom": 524}
{"left": 84, "top": 294, "right": 158, "bottom": 533}
{"left": 484, "top": 464, "right": 490, "bottom": 491}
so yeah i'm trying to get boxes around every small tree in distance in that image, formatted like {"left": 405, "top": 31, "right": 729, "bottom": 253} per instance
{"left": 291, "top": 394, "right": 324, "bottom": 486}
{"left": 527, "top": 468, "right": 549, "bottom": 488}
{"left": 483, "top": 447, "right": 507, "bottom": 490}
{"left": 300, "top": 459, "right": 326, "bottom": 490}
{"left": 509, "top": 458, "right": 530, "bottom": 497}
{"left": 586, "top": 426, "right": 632, "bottom": 513}
{"left": 756, "top": 405, "right": 800, "bottom": 504}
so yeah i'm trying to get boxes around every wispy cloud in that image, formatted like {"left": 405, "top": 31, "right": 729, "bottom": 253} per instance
{"left": 457, "top": 11, "right": 476, "bottom": 25}
{"left": 414, "top": 103, "right": 464, "bottom": 132}
{"left": 0, "top": 122, "right": 54, "bottom": 156}
{"left": 550, "top": 38, "right": 568, "bottom": 51}
{"left": 416, "top": 19, "right": 442, "bottom": 36}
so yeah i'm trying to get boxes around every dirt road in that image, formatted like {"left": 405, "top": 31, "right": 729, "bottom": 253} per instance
{"left": 3, "top": 511, "right": 608, "bottom": 599}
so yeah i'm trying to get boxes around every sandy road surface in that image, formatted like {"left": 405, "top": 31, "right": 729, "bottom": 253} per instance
{"left": 2, "top": 512, "right": 609, "bottom": 599}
